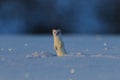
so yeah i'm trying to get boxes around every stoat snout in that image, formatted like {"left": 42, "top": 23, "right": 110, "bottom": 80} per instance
{"left": 52, "top": 29, "right": 61, "bottom": 36}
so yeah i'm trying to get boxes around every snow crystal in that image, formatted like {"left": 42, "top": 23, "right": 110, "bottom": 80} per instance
{"left": 24, "top": 43, "right": 28, "bottom": 47}
{"left": 103, "top": 42, "right": 107, "bottom": 46}
{"left": 8, "top": 48, "right": 12, "bottom": 52}
{"left": 70, "top": 68, "right": 75, "bottom": 74}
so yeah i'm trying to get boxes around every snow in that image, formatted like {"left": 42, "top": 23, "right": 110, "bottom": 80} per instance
{"left": 70, "top": 68, "right": 75, "bottom": 74}
{"left": 24, "top": 43, "right": 28, "bottom": 47}
{"left": 0, "top": 35, "right": 120, "bottom": 80}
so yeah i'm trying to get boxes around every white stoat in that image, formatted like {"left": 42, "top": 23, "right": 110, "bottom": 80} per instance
{"left": 52, "top": 29, "right": 67, "bottom": 56}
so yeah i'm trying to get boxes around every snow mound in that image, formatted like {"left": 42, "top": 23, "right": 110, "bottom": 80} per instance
{"left": 25, "top": 51, "right": 56, "bottom": 59}
{"left": 25, "top": 51, "right": 120, "bottom": 59}
{"left": 90, "top": 54, "right": 120, "bottom": 59}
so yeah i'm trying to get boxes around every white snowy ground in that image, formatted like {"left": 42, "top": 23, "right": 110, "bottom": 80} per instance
{"left": 0, "top": 35, "right": 120, "bottom": 80}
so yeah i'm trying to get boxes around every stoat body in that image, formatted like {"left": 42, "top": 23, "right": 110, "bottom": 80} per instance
{"left": 52, "top": 29, "right": 67, "bottom": 56}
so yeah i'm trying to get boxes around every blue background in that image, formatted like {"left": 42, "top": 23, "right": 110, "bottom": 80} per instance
{"left": 0, "top": 0, "right": 120, "bottom": 34}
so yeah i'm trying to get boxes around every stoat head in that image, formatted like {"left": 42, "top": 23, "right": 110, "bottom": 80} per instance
{"left": 52, "top": 29, "right": 61, "bottom": 36}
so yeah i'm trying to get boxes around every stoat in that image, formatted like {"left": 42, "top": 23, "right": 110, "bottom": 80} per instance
{"left": 52, "top": 29, "right": 67, "bottom": 56}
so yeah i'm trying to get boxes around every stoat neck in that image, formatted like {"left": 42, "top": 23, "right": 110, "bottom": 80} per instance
{"left": 53, "top": 35, "right": 62, "bottom": 41}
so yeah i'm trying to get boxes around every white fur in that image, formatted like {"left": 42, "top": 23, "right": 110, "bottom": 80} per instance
{"left": 52, "top": 29, "right": 67, "bottom": 56}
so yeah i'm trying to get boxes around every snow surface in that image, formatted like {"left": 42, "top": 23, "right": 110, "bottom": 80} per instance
{"left": 0, "top": 35, "right": 120, "bottom": 80}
